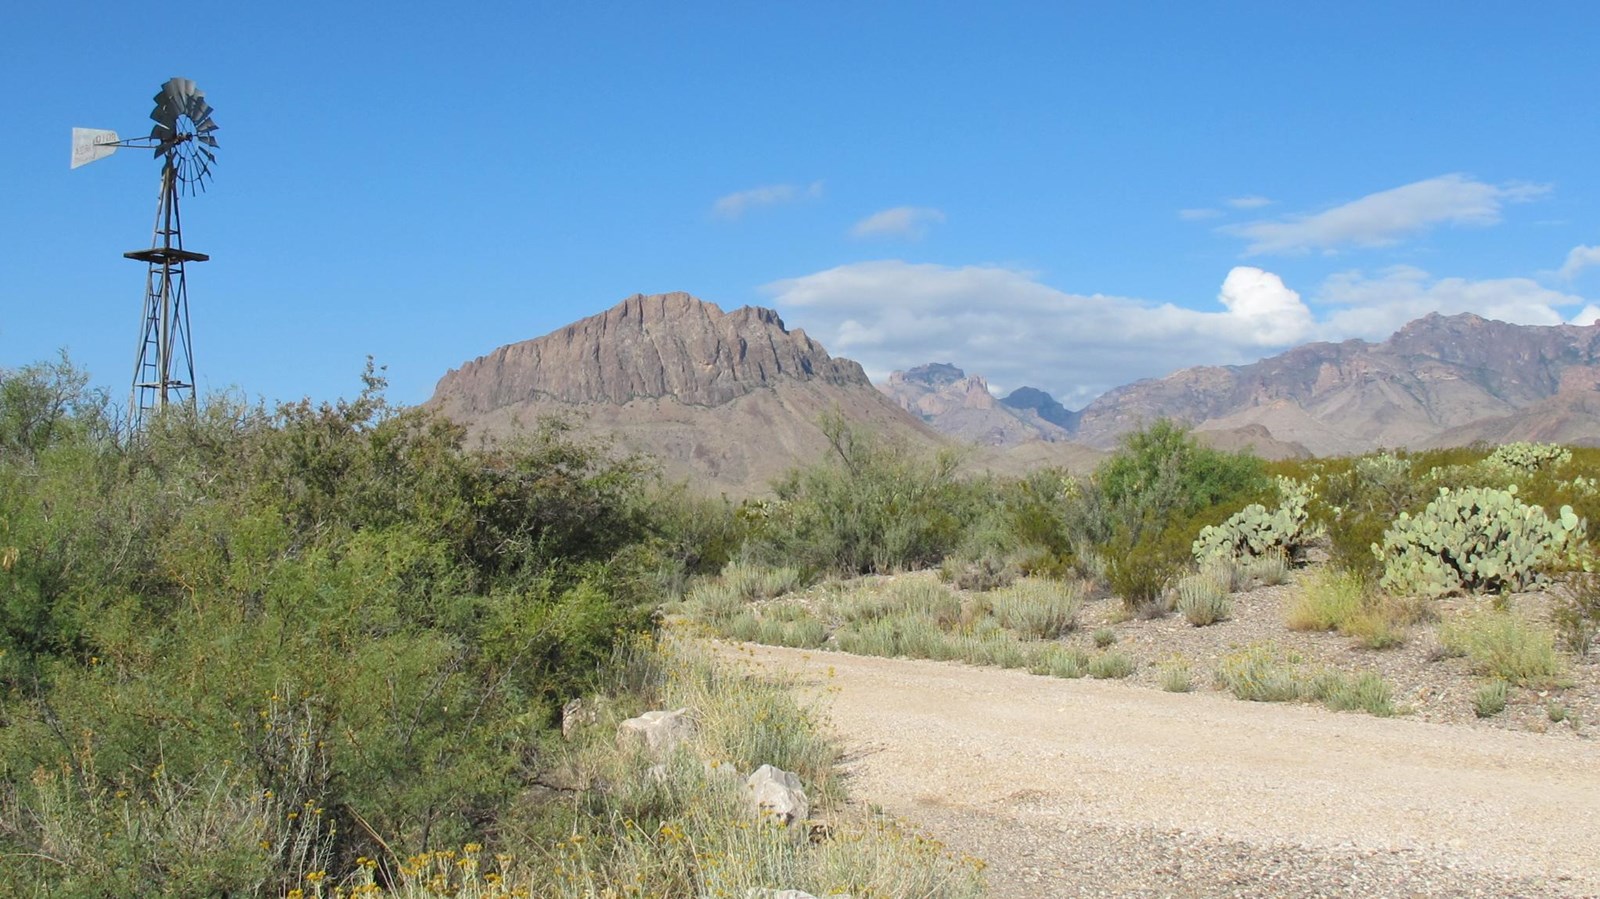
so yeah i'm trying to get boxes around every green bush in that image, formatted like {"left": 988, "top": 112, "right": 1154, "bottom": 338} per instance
{"left": 0, "top": 360, "right": 661, "bottom": 894}
{"left": 751, "top": 413, "right": 979, "bottom": 576}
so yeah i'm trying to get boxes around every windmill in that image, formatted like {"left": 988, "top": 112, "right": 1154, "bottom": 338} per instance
{"left": 72, "top": 77, "right": 219, "bottom": 429}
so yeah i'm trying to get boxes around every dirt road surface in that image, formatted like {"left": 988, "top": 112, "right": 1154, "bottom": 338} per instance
{"left": 724, "top": 643, "right": 1600, "bottom": 898}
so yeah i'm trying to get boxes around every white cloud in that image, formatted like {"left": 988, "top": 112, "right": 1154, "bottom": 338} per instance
{"left": 712, "top": 181, "right": 823, "bottom": 219}
{"left": 1557, "top": 244, "right": 1600, "bottom": 280}
{"left": 763, "top": 260, "right": 1596, "bottom": 408}
{"left": 850, "top": 206, "right": 946, "bottom": 240}
{"left": 1313, "top": 265, "right": 1584, "bottom": 339}
{"left": 1570, "top": 304, "right": 1600, "bottom": 326}
{"left": 1178, "top": 208, "right": 1222, "bottom": 221}
{"left": 1227, "top": 195, "right": 1273, "bottom": 209}
{"left": 1218, "top": 267, "right": 1315, "bottom": 345}
{"left": 1223, "top": 174, "right": 1550, "bottom": 255}
{"left": 764, "top": 262, "right": 1316, "bottom": 407}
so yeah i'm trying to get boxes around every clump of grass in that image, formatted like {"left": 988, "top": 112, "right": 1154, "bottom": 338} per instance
{"left": 1286, "top": 568, "right": 1364, "bottom": 632}
{"left": 1215, "top": 644, "right": 1397, "bottom": 716}
{"left": 723, "top": 609, "right": 762, "bottom": 642}
{"left": 1440, "top": 611, "right": 1568, "bottom": 687}
{"left": 1157, "top": 656, "right": 1193, "bottom": 692}
{"left": 1215, "top": 644, "right": 1304, "bottom": 703}
{"left": 1092, "top": 627, "right": 1117, "bottom": 648}
{"left": 1547, "top": 701, "right": 1569, "bottom": 723}
{"left": 1241, "top": 552, "right": 1291, "bottom": 587}
{"left": 690, "top": 579, "right": 746, "bottom": 625}
{"left": 1029, "top": 644, "right": 1090, "bottom": 679}
{"left": 1176, "top": 568, "right": 1232, "bottom": 627}
{"left": 889, "top": 578, "right": 963, "bottom": 628}
{"left": 991, "top": 578, "right": 1084, "bottom": 639}
{"left": 755, "top": 614, "right": 828, "bottom": 649}
{"left": 939, "top": 554, "right": 1018, "bottom": 592}
{"left": 1474, "top": 679, "right": 1510, "bottom": 717}
{"left": 1308, "top": 670, "right": 1396, "bottom": 717}
{"left": 835, "top": 613, "right": 949, "bottom": 660}
{"left": 1088, "top": 651, "right": 1136, "bottom": 679}
{"left": 1287, "top": 568, "right": 1416, "bottom": 649}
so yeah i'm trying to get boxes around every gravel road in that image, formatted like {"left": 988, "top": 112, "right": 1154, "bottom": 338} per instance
{"left": 724, "top": 643, "right": 1600, "bottom": 898}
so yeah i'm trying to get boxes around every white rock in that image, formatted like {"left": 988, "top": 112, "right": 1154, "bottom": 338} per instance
{"left": 746, "top": 764, "right": 810, "bottom": 826}
{"left": 615, "top": 708, "right": 697, "bottom": 760}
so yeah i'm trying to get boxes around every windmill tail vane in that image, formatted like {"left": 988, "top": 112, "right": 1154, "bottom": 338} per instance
{"left": 71, "top": 77, "right": 220, "bottom": 431}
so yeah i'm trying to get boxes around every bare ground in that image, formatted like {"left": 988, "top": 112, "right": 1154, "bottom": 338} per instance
{"left": 721, "top": 641, "right": 1600, "bottom": 898}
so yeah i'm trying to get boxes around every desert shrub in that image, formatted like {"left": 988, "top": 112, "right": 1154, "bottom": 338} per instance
{"left": 1092, "top": 627, "right": 1117, "bottom": 648}
{"left": 1239, "top": 551, "right": 1291, "bottom": 587}
{"left": 1176, "top": 566, "right": 1232, "bottom": 626}
{"left": 939, "top": 553, "right": 1019, "bottom": 592}
{"left": 1096, "top": 420, "right": 1270, "bottom": 529}
{"left": 991, "top": 578, "right": 1084, "bottom": 639}
{"left": 887, "top": 578, "right": 962, "bottom": 628}
{"left": 1088, "top": 651, "right": 1136, "bottom": 679}
{"left": 1287, "top": 568, "right": 1367, "bottom": 632}
{"left": 1473, "top": 679, "right": 1510, "bottom": 717}
{"left": 1376, "top": 485, "right": 1585, "bottom": 597}
{"left": 752, "top": 413, "right": 977, "bottom": 575}
{"left": 1439, "top": 611, "right": 1567, "bottom": 686}
{"left": 834, "top": 612, "right": 949, "bottom": 660}
{"left": 1029, "top": 644, "right": 1091, "bottom": 679}
{"left": 1215, "top": 644, "right": 1304, "bottom": 702}
{"left": 1318, "top": 452, "right": 1426, "bottom": 584}
{"left": 1103, "top": 516, "right": 1194, "bottom": 614}
{"left": 0, "top": 361, "right": 662, "bottom": 894}
{"left": 1307, "top": 670, "right": 1396, "bottom": 717}
{"left": 1157, "top": 656, "right": 1194, "bottom": 692}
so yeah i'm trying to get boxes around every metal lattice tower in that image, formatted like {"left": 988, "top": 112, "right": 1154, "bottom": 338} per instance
{"left": 72, "top": 77, "right": 219, "bottom": 430}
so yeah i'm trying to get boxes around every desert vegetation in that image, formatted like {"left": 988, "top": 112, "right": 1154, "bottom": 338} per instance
{"left": 678, "top": 416, "right": 1600, "bottom": 734}
{"left": 6, "top": 353, "right": 1600, "bottom": 895}
{"left": 0, "top": 358, "right": 988, "bottom": 897}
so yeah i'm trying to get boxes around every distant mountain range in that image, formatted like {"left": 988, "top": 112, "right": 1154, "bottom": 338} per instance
{"left": 429, "top": 293, "right": 1600, "bottom": 494}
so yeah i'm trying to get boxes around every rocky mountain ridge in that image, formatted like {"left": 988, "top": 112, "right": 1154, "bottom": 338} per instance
{"left": 429, "top": 293, "right": 946, "bottom": 495}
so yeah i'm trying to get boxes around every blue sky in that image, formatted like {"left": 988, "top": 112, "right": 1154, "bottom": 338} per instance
{"left": 6, "top": 2, "right": 1600, "bottom": 410}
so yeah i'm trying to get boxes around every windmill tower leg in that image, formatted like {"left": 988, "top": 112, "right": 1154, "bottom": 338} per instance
{"left": 126, "top": 161, "right": 207, "bottom": 430}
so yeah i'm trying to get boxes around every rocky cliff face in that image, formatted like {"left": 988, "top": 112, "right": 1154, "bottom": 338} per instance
{"left": 429, "top": 292, "right": 942, "bottom": 495}
{"left": 433, "top": 292, "right": 870, "bottom": 412}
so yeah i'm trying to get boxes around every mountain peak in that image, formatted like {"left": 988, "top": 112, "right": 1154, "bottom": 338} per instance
{"left": 433, "top": 291, "right": 869, "bottom": 411}
{"left": 891, "top": 362, "right": 967, "bottom": 387}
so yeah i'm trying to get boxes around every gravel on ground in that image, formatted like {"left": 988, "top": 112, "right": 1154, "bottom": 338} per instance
{"left": 721, "top": 641, "right": 1600, "bottom": 898}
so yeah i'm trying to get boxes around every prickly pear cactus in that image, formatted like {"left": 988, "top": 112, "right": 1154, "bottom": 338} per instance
{"left": 1484, "top": 442, "right": 1571, "bottom": 474}
{"left": 1193, "top": 476, "right": 1312, "bottom": 564}
{"left": 1374, "top": 484, "right": 1585, "bottom": 597}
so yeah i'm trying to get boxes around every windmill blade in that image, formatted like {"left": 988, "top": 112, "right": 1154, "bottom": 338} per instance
{"left": 191, "top": 102, "right": 216, "bottom": 130}
{"left": 70, "top": 127, "right": 119, "bottom": 168}
{"left": 198, "top": 133, "right": 219, "bottom": 148}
